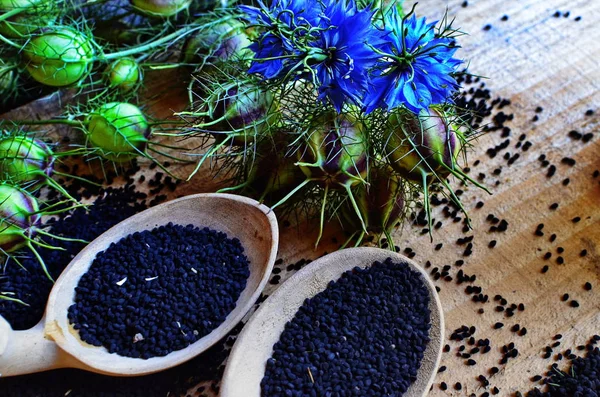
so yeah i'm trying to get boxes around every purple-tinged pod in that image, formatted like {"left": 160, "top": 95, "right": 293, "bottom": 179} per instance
{"left": 0, "top": 135, "right": 82, "bottom": 201}
{"left": 0, "top": 135, "right": 54, "bottom": 183}
{"left": 269, "top": 112, "right": 369, "bottom": 246}
{"left": 0, "top": 183, "right": 41, "bottom": 253}
{"left": 386, "top": 107, "right": 462, "bottom": 182}
{"left": 181, "top": 19, "right": 253, "bottom": 65}
{"left": 207, "top": 83, "right": 278, "bottom": 146}
{"left": 297, "top": 112, "right": 368, "bottom": 189}
{"left": 385, "top": 107, "right": 489, "bottom": 234}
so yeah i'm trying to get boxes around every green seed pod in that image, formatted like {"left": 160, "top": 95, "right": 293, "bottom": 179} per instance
{"left": 85, "top": 102, "right": 150, "bottom": 162}
{"left": 245, "top": 137, "right": 305, "bottom": 203}
{"left": 130, "top": 0, "right": 192, "bottom": 16}
{"left": 22, "top": 27, "right": 95, "bottom": 87}
{"left": 0, "top": 183, "right": 41, "bottom": 253}
{"left": 298, "top": 112, "right": 368, "bottom": 189}
{"left": 104, "top": 58, "right": 141, "bottom": 92}
{"left": 385, "top": 107, "right": 462, "bottom": 182}
{"left": 0, "top": 135, "right": 54, "bottom": 184}
{"left": 346, "top": 166, "right": 405, "bottom": 235}
{"left": 209, "top": 83, "right": 278, "bottom": 146}
{"left": 0, "top": 0, "right": 53, "bottom": 38}
{"left": 181, "top": 19, "right": 252, "bottom": 64}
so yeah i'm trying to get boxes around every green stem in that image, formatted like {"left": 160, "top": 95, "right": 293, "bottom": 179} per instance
{"left": 26, "top": 242, "right": 54, "bottom": 282}
{"left": 315, "top": 184, "right": 329, "bottom": 248}
{"left": 99, "top": 14, "right": 237, "bottom": 61}
{"left": 5, "top": 119, "right": 83, "bottom": 127}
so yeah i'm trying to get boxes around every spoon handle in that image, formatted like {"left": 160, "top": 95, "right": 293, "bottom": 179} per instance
{"left": 0, "top": 316, "right": 73, "bottom": 376}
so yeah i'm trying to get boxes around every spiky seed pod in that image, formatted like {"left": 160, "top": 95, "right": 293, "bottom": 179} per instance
{"left": 130, "top": 0, "right": 192, "bottom": 16}
{"left": 21, "top": 27, "right": 95, "bottom": 87}
{"left": 385, "top": 107, "right": 462, "bottom": 182}
{"left": 208, "top": 83, "right": 278, "bottom": 146}
{"left": 181, "top": 19, "right": 253, "bottom": 64}
{"left": 85, "top": 102, "right": 150, "bottom": 162}
{"left": 0, "top": 183, "right": 41, "bottom": 253}
{"left": 104, "top": 58, "right": 141, "bottom": 92}
{"left": 346, "top": 166, "right": 405, "bottom": 235}
{"left": 244, "top": 137, "right": 305, "bottom": 203}
{"left": 0, "top": 136, "right": 54, "bottom": 183}
{"left": 0, "top": 0, "right": 53, "bottom": 38}
{"left": 298, "top": 112, "right": 368, "bottom": 189}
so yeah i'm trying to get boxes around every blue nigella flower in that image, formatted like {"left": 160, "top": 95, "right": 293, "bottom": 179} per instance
{"left": 307, "top": 0, "right": 383, "bottom": 112}
{"left": 364, "top": 9, "right": 461, "bottom": 114}
{"left": 240, "top": 0, "right": 322, "bottom": 79}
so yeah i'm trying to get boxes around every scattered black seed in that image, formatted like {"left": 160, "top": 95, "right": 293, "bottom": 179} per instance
{"left": 561, "top": 157, "right": 576, "bottom": 166}
{"left": 553, "top": 11, "right": 561, "bottom": 17}
{"left": 549, "top": 203, "right": 559, "bottom": 210}
{"left": 568, "top": 130, "right": 582, "bottom": 140}
{"left": 488, "top": 240, "right": 497, "bottom": 248}
{"left": 483, "top": 24, "right": 492, "bottom": 31}
{"left": 544, "top": 252, "right": 552, "bottom": 260}
{"left": 556, "top": 256, "right": 564, "bottom": 265}
{"left": 562, "top": 294, "right": 570, "bottom": 301}
{"left": 550, "top": 234, "right": 557, "bottom": 243}
{"left": 562, "top": 178, "right": 570, "bottom": 186}
{"left": 585, "top": 109, "right": 594, "bottom": 116}
{"left": 582, "top": 133, "right": 594, "bottom": 143}
{"left": 69, "top": 223, "right": 250, "bottom": 359}
{"left": 547, "top": 165, "right": 557, "bottom": 178}
{"left": 557, "top": 247, "right": 564, "bottom": 254}
{"left": 455, "top": 382, "right": 463, "bottom": 391}
{"left": 440, "top": 382, "right": 448, "bottom": 390}
{"left": 261, "top": 258, "right": 431, "bottom": 396}
{"left": 494, "top": 322, "right": 504, "bottom": 329}
{"left": 584, "top": 282, "right": 592, "bottom": 291}
{"left": 580, "top": 249, "right": 588, "bottom": 257}
{"left": 501, "top": 15, "right": 509, "bottom": 21}
{"left": 525, "top": 346, "right": 600, "bottom": 396}
{"left": 570, "top": 300, "right": 580, "bottom": 308}
{"left": 541, "top": 265, "right": 549, "bottom": 274}
{"left": 572, "top": 216, "right": 581, "bottom": 223}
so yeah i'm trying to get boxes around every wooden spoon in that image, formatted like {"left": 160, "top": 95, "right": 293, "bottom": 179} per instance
{"left": 221, "top": 247, "right": 444, "bottom": 397}
{"left": 0, "top": 193, "right": 278, "bottom": 377}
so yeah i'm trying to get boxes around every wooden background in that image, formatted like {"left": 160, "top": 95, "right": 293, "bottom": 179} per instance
{"left": 2, "top": 0, "right": 599, "bottom": 395}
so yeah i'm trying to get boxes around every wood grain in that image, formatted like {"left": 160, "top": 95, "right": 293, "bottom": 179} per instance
{"left": 1, "top": 0, "right": 599, "bottom": 395}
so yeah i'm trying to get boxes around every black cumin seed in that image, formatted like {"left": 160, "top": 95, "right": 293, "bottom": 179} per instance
{"left": 562, "top": 293, "right": 569, "bottom": 301}
{"left": 580, "top": 249, "right": 588, "bottom": 257}
{"left": 570, "top": 300, "right": 580, "bottom": 308}
{"left": 541, "top": 265, "right": 549, "bottom": 274}
{"left": 547, "top": 165, "right": 557, "bottom": 177}
{"left": 584, "top": 282, "right": 592, "bottom": 291}
{"left": 550, "top": 202, "right": 559, "bottom": 210}
{"left": 557, "top": 256, "right": 564, "bottom": 264}
{"left": 483, "top": 24, "right": 492, "bottom": 31}
{"left": 572, "top": 216, "right": 581, "bottom": 223}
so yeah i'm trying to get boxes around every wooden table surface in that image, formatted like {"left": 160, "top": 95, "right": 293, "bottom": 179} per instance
{"left": 2, "top": 0, "right": 599, "bottom": 395}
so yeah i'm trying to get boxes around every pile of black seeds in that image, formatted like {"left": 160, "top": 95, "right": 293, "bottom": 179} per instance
{"left": 0, "top": 183, "right": 149, "bottom": 330}
{"left": 68, "top": 222, "right": 250, "bottom": 359}
{"left": 526, "top": 344, "right": 600, "bottom": 396}
{"left": 261, "top": 258, "right": 431, "bottom": 397}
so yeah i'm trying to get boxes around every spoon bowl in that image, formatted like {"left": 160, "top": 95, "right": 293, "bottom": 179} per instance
{"left": 221, "top": 247, "right": 444, "bottom": 397}
{"left": 0, "top": 193, "right": 278, "bottom": 377}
